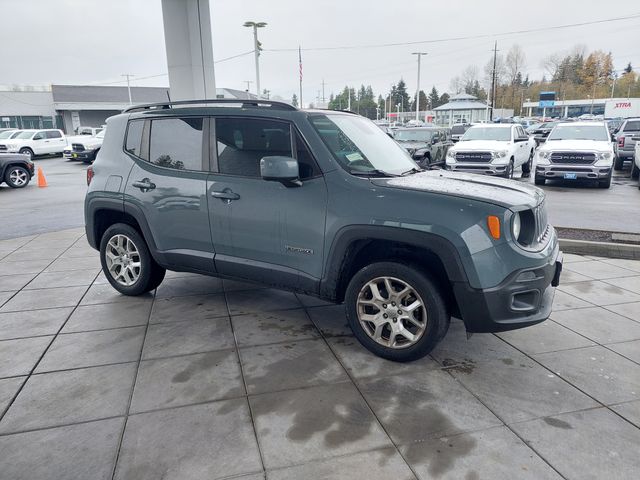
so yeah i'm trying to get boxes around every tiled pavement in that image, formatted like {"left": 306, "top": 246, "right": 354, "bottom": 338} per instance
{"left": 1, "top": 231, "right": 640, "bottom": 480}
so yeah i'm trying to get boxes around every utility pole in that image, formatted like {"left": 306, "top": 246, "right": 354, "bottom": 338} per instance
{"left": 490, "top": 41, "right": 498, "bottom": 121}
{"left": 412, "top": 52, "right": 427, "bottom": 121}
{"left": 321, "top": 79, "right": 326, "bottom": 103}
{"left": 298, "top": 45, "right": 303, "bottom": 109}
{"left": 243, "top": 21, "right": 267, "bottom": 96}
{"left": 122, "top": 74, "right": 134, "bottom": 104}
{"left": 348, "top": 88, "right": 351, "bottom": 111}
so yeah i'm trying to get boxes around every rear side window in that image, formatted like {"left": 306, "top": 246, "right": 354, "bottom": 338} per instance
{"left": 215, "top": 118, "right": 292, "bottom": 177}
{"left": 623, "top": 120, "right": 640, "bottom": 132}
{"left": 149, "top": 118, "right": 204, "bottom": 171}
{"left": 125, "top": 120, "right": 144, "bottom": 157}
{"left": 46, "top": 130, "right": 62, "bottom": 139}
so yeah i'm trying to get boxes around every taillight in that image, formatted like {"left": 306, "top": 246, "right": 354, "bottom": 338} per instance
{"left": 618, "top": 136, "right": 625, "bottom": 147}
{"left": 86, "top": 166, "right": 94, "bottom": 186}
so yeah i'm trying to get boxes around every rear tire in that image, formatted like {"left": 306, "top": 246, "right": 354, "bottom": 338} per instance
{"left": 534, "top": 176, "right": 546, "bottom": 186}
{"left": 99, "top": 223, "right": 165, "bottom": 296}
{"left": 522, "top": 150, "right": 533, "bottom": 175}
{"left": 613, "top": 157, "right": 624, "bottom": 171}
{"left": 344, "top": 261, "right": 450, "bottom": 362}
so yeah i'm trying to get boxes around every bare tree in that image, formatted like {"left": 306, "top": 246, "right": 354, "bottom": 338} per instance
{"left": 505, "top": 45, "right": 526, "bottom": 85}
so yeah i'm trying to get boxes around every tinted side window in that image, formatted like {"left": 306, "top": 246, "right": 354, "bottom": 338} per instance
{"left": 149, "top": 118, "right": 203, "bottom": 171}
{"left": 216, "top": 118, "right": 292, "bottom": 177}
{"left": 46, "top": 130, "right": 62, "bottom": 139}
{"left": 294, "top": 131, "right": 321, "bottom": 179}
{"left": 125, "top": 120, "right": 144, "bottom": 157}
{"left": 624, "top": 120, "right": 640, "bottom": 132}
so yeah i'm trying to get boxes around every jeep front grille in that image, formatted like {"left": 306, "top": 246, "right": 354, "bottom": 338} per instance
{"left": 549, "top": 151, "right": 595, "bottom": 165}
{"left": 455, "top": 151, "right": 492, "bottom": 162}
{"left": 534, "top": 201, "right": 549, "bottom": 244}
{"left": 72, "top": 144, "right": 85, "bottom": 152}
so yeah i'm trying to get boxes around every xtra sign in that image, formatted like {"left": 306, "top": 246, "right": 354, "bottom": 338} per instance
{"left": 605, "top": 99, "right": 640, "bottom": 118}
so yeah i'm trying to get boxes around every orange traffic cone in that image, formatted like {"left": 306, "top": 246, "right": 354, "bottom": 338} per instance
{"left": 37, "top": 166, "right": 48, "bottom": 188}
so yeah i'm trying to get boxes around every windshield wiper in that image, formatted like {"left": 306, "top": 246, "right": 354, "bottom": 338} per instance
{"left": 400, "top": 167, "right": 424, "bottom": 176}
{"left": 349, "top": 169, "right": 400, "bottom": 177}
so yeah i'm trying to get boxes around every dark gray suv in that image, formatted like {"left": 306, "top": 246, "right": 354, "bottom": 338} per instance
{"left": 85, "top": 99, "right": 562, "bottom": 362}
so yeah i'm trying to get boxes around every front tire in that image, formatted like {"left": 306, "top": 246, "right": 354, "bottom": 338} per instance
{"left": 534, "top": 176, "right": 546, "bottom": 186}
{"left": 18, "top": 148, "right": 33, "bottom": 160}
{"left": 598, "top": 173, "right": 612, "bottom": 189}
{"left": 344, "top": 262, "right": 450, "bottom": 362}
{"left": 100, "top": 223, "right": 165, "bottom": 296}
{"left": 503, "top": 159, "right": 514, "bottom": 179}
{"left": 4, "top": 165, "right": 30, "bottom": 188}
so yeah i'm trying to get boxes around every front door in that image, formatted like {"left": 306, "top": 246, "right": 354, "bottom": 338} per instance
{"left": 207, "top": 116, "right": 327, "bottom": 290}
{"left": 123, "top": 117, "right": 214, "bottom": 272}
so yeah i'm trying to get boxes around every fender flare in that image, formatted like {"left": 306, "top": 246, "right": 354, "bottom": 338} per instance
{"left": 320, "top": 225, "right": 470, "bottom": 299}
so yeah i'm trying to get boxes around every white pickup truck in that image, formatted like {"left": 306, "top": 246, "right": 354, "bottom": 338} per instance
{"left": 534, "top": 121, "right": 615, "bottom": 189}
{"left": 445, "top": 124, "right": 536, "bottom": 178}
{"left": 0, "top": 129, "right": 67, "bottom": 159}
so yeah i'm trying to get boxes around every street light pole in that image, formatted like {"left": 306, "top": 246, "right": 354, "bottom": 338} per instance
{"left": 122, "top": 74, "right": 134, "bottom": 104}
{"left": 243, "top": 21, "right": 267, "bottom": 97}
{"left": 412, "top": 52, "right": 427, "bottom": 121}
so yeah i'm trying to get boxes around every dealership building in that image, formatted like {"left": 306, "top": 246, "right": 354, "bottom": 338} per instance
{"left": 521, "top": 97, "right": 640, "bottom": 118}
{"left": 0, "top": 84, "right": 257, "bottom": 134}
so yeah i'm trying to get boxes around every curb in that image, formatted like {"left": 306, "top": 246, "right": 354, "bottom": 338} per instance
{"left": 559, "top": 238, "right": 640, "bottom": 260}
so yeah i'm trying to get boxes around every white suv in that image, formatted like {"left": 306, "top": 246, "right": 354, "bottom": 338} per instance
{"left": 0, "top": 129, "right": 67, "bottom": 159}
{"left": 534, "top": 121, "right": 614, "bottom": 189}
{"left": 445, "top": 124, "right": 536, "bottom": 178}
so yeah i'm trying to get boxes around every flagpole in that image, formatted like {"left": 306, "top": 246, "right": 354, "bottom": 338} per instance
{"left": 298, "top": 45, "right": 303, "bottom": 109}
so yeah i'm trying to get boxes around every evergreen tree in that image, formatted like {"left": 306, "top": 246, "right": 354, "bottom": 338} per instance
{"left": 291, "top": 94, "right": 298, "bottom": 107}
{"left": 624, "top": 62, "right": 633, "bottom": 74}
{"left": 428, "top": 86, "right": 440, "bottom": 108}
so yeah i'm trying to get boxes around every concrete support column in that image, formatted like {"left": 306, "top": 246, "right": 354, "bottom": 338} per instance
{"left": 161, "top": 0, "right": 216, "bottom": 101}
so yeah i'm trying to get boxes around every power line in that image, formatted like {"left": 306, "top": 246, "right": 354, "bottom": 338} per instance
{"left": 266, "top": 13, "right": 640, "bottom": 52}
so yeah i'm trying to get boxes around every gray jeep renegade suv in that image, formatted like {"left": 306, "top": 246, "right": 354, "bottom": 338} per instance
{"left": 85, "top": 99, "right": 562, "bottom": 362}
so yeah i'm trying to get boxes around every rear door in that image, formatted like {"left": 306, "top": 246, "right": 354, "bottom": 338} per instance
{"left": 45, "top": 130, "right": 66, "bottom": 154}
{"left": 123, "top": 117, "right": 215, "bottom": 272}
{"left": 207, "top": 116, "right": 327, "bottom": 290}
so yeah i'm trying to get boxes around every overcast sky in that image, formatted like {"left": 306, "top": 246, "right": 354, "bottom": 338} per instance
{"left": 2, "top": 0, "right": 639, "bottom": 104}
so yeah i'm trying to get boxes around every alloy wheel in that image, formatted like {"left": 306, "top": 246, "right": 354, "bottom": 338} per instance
{"left": 356, "top": 276, "right": 427, "bottom": 349}
{"left": 104, "top": 234, "right": 142, "bottom": 286}
{"left": 8, "top": 168, "right": 28, "bottom": 187}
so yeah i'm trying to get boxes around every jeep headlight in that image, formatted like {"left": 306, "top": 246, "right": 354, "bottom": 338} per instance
{"left": 446, "top": 150, "right": 456, "bottom": 164}
{"left": 512, "top": 212, "right": 521, "bottom": 241}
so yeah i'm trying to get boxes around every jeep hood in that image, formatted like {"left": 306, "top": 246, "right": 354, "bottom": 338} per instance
{"left": 397, "top": 141, "right": 429, "bottom": 150}
{"left": 452, "top": 140, "right": 510, "bottom": 151}
{"left": 538, "top": 139, "right": 613, "bottom": 152}
{"left": 372, "top": 170, "right": 543, "bottom": 209}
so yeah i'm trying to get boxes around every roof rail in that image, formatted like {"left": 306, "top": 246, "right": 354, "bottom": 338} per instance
{"left": 123, "top": 98, "right": 297, "bottom": 113}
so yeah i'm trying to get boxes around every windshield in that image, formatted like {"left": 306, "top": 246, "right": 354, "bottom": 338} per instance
{"left": 547, "top": 125, "right": 609, "bottom": 141}
{"left": 394, "top": 129, "right": 433, "bottom": 142}
{"left": 0, "top": 131, "right": 16, "bottom": 139}
{"left": 310, "top": 114, "right": 416, "bottom": 175}
{"left": 15, "top": 131, "right": 35, "bottom": 139}
{"left": 461, "top": 127, "right": 511, "bottom": 142}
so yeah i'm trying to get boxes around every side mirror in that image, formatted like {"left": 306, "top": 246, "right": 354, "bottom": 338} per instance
{"left": 260, "top": 156, "right": 301, "bottom": 187}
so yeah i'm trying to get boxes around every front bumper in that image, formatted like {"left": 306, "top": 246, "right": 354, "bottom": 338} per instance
{"left": 66, "top": 150, "right": 97, "bottom": 161}
{"left": 454, "top": 244, "right": 563, "bottom": 333}
{"left": 447, "top": 162, "right": 508, "bottom": 176}
{"left": 535, "top": 164, "right": 611, "bottom": 180}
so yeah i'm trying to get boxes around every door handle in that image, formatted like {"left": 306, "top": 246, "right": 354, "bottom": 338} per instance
{"left": 132, "top": 179, "right": 156, "bottom": 191}
{"left": 211, "top": 189, "right": 240, "bottom": 201}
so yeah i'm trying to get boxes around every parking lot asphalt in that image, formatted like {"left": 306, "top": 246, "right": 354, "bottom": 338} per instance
{"left": 1, "top": 155, "right": 638, "bottom": 241}
{"left": 0, "top": 228, "right": 639, "bottom": 479}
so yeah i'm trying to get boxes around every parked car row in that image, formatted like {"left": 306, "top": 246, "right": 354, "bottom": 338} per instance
{"left": 0, "top": 126, "right": 105, "bottom": 163}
